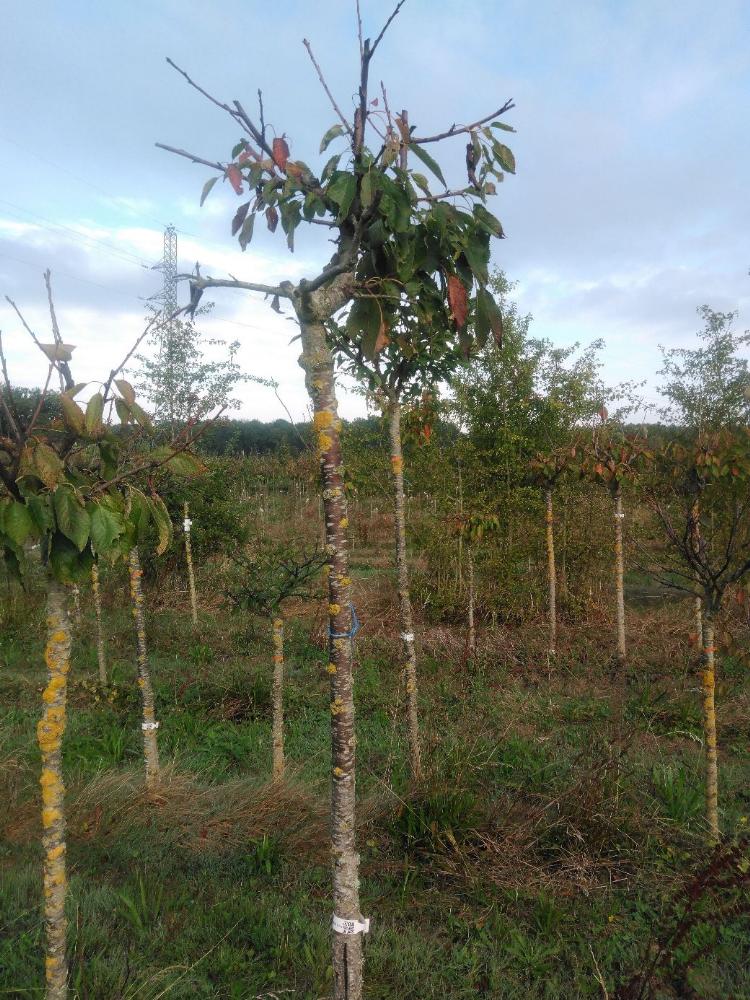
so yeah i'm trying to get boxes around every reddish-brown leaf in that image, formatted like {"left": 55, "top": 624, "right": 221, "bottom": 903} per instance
{"left": 272, "top": 137, "right": 290, "bottom": 171}
{"left": 447, "top": 275, "right": 468, "bottom": 329}
{"left": 231, "top": 201, "right": 251, "bottom": 236}
{"left": 265, "top": 206, "right": 279, "bottom": 233}
{"left": 226, "top": 165, "right": 243, "bottom": 195}
{"left": 285, "top": 161, "right": 303, "bottom": 180}
{"left": 599, "top": 405, "right": 609, "bottom": 423}
{"left": 374, "top": 321, "right": 390, "bottom": 354}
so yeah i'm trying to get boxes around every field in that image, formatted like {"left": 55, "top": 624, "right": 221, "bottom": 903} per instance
{"left": 2, "top": 503, "right": 750, "bottom": 1000}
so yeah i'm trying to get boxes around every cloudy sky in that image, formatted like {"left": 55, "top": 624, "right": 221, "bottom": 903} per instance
{"left": 1, "top": 0, "right": 748, "bottom": 421}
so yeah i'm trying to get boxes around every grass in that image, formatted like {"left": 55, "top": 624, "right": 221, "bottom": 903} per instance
{"left": 1, "top": 566, "right": 750, "bottom": 998}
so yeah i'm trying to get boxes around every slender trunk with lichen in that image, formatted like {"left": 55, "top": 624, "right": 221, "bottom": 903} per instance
{"left": 388, "top": 400, "right": 422, "bottom": 781}
{"left": 612, "top": 485, "right": 627, "bottom": 736}
{"left": 544, "top": 489, "right": 557, "bottom": 659}
{"left": 70, "top": 585, "right": 81, "bottom": 628}
{"left": 91, "top": 562, "right": 107, "bottom": 686}
{"left": 690, "top": 501, "right": 704, "bottom": 651}
{"left": 38, "top": 576, "right": 72, "bottom": 999}
{"left": 297, "top": 296, "right": 365, "bottom": 1000}
{"left": 695, "top": 596, "right": 704, "bottom": 650}
{"left": 271, "top": 615, "right": 285, "bottom": 780}
{"left": 128, "top": 548, "right": 159, "bottom": 789}
{"left": 701, "top": 611, "right": 719, "bottom": 843}
{"left": 466, "top": 542, "right": 476, "bottom": 661}
{"left": 183, "top": 502, "right": 198, "bottom": 626}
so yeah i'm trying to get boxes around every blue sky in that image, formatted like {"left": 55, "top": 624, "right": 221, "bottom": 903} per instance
{"left": 1, "top": 0, "right": 748, "bottom": 420}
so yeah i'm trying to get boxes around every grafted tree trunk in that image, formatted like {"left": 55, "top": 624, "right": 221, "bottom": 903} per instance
{"left": 466, "top": 542, "right": 476, "bottom": 661}
{"left": 271, "top": 615, "right": 285, "bottom": 780}
{"left": 91, "top": 562, "right": 107, "bottom": 686}
{"left": 544, "top": 489, "right": 557, "bottom": 659}
{"left": 38, "top": 576, "right": 72, "bottom": 1000}
{"left": 183, "top": 502, "right": 198, "bottom": 626}
{"left": 612, "top": 485, "right": 627, "bottom": 736}
{"left": 388, "top": 399, "right": 422, "bottom": 781}
{"left": 128, "top": 548, "right": 160, "bottom": 790}
{"left": 701, "top": 612, "right": 720, "bottom": 844}
{"left": 296, "top": 296, "right": 365, "bottom": 1000}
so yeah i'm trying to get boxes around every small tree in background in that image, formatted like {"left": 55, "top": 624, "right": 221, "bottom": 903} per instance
{"left": 644, "top": 433, "right": 750, "bottom": 843}
{"left": 226, "top": 536, "right": 327, "bottom": 778}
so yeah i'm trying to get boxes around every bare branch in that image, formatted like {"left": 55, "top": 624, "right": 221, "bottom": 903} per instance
{"left": 411, "top": 98, "right": 515, "bottom": 145}
{"left": 0, "top": 329, "right": 21, "bottom": 441}
{"left": 370, "top": 0, "right": 408, "bottom": 57}
{"left": 27, "top": 363, "right": 54, "bottom": 438}
{"left": 165, "top": 57, "right": 245, "bottom": 126}
{"left": 303, "top": 38, "right": 354, "bottom": 136}
{"left": 356, "top": 0, "right": 364, "bottom": 59}
{"left": 416, "top": 186, "right": 476, "bottom": 203}
{"left": 43, "top": 270, "right": 73, "bottom": 391}
{"left": 155, "top": 143, "right": 226, "bottom": 173}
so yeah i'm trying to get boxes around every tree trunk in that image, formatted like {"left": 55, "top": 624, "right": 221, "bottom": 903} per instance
{"left": 701, "top": 613, "right": 720, "bottom": 844}
{"left": 91, "top": 562, "right": 107, "bottom": 686}
{"left": 128, "top": 549, "right": 160, "bottom": 790}
{"left": 183, "top": 502, "right": 198, "bottom": 626}
{"left": 297, "top": 309, "right": 365, "bottom": 1000}
{"left": 388, "top": 400, "right": 422, "bottom": 782}
{"left": 70, "top": 585, "right": 81, "bottom": 628}
{"left": 271, "top": 615, "right": 285, "bottom": 780}
{"left": 612, "top": 486, "right": 627, "bottom": 737}
{"left": 466, "top": 542, "right": 476, "bottom": 661}
{"left": 39, "top": 576, "right": 72, "bottom": 999}
{"left": 544, "top": 489, "right": 557, "bottom": 659}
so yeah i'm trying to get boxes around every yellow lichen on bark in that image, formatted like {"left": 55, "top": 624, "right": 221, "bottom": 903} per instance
{"left": 38, "top": 577, "right": 72, "bottom": 1000}
{"left": 701, "top": 619, "right": 720, "bottom": 844}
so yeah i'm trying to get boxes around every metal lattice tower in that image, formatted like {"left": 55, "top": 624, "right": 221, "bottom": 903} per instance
{"left": 161, "top": 225, "right": 178, "bottom": 319}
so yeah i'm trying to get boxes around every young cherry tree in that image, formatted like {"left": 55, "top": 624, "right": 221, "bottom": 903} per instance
{"left": 226, "top": 537, "right": 327, "bottom": 779}
{"left": 158, "top": 5, "right": 514, "bottom": 993}
{"left": 579, "top": 424, "right": 647, "bottom": 726}
{"left": 643, "top": 433, "right": 750, "bottom": 843}
{"left": 0, "top": 275, "right": 180, "bottom": 1000}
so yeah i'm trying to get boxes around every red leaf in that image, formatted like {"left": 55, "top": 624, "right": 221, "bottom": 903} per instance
{"left": 447, "top": 275, "right": 468, "bottom": 329}
{"left": 231, "top": 201, "right": 251, "bottom": 236}
{"left": 265, "top": 206, "right": 279, "bottom": 233}
{"left": 226, "top": 165, "right": 243, "bottom": 195}
{"left": 272, "top": 137, "right": 290, "bottom": 171}
{"left": 599, "top": 405, "right": 609, "bottom": 423}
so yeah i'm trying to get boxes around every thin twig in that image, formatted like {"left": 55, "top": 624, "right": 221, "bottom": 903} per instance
{"left": 0, "top": 329, "right": 21, "bottom": 440}
{"left": 355, "top": 0, "right": 364, "bottom": 59}
{"left": 154, "top": 143, "right": 225, "bottom": 173}
{"left": 370, "top": 0, "right": 408, "bottom": 58}
{"left": 165, "top": 57, "right": 243, "bottom": 123}
{"left": 44, "top": 270, "right": 73, "bottom": 390}
{"left": 302, "top": 39, "right": 354, "bottom": 136}
{"left": 411, "top": 98, "right": 515, "bottom": 144}
{"left": 179, "top": 275, "right": 294, "bottom": 299}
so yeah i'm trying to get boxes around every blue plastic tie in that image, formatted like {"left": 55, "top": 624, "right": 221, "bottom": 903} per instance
{"left": 329, "top": 603, "right": 361, "bottom": 641}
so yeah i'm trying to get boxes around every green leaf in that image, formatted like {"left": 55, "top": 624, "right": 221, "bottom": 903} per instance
{"left": 26, "top": 494, "right": 53, "bottom": 534}
{"left": 89, "top": 505, "right": 124, "bottom": 555}
{"left": 84, "top": 393, "right": 104, "bottom": 437}
{"left": 50, "top": 533, "right": 91, "bottom": 584}
{"left": 60, "top": 393, "right": 86, "bottom": 434}
{"left": 473, "top": 204, "right": 505, "bottom": 239}
{"left": 238, "top": 212, "right": 255, "bottom": 251}
{"left": 410, "top": 172, "right": 431, "bottom": 197}
{"left": 360, "top": 171, "right": 379, "bottom": 209}
{"left": 408, "top": 143, "right": 446, "bottom": 187}
{"left": 491, "top": 121, "right": 516, "bottom": 132}
{"left": 346, "top": 297, "right": 382, "bottom": 361}
{"left": 115, "top": 379, "right": 136, "bottom": 405}
{"left": 200, "top": 176, "right": 219, "bottom": 206}
{"left": 149, "top": 496, "right": 173, "bottom": 556}
{"left": 326, "top": 173, "right": 357, "bottom": 220}
{"left": 165, "top": 452, "right": 204, "bottom": 476}
{"left": 476, "top": 287, "right": 503, "bottom": 348}
{"left": 115, "top": 398, "right": 131, "bottom": 425}
{"left": 53, "top": 487, "right": 90, "bottom": 552}
{"left": 492, "top": 140, "right": 516, "bottom": 174}
{"left": 130, "top": 402, "right": 153, "bottom": 431}
{"left": 319, "top": 123, "right": 345, "bottom": 153}
{"left": 33, "top": 442, "right": 65, "bottom": 489}
{"left": 4, "top": 502, "right": 33, "bottom": 547}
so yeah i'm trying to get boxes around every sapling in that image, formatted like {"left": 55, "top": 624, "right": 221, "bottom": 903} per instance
{"left": 159, "top": 4, "right": 514, "bottom": 989}
{"left": 90, "top": 560, "right": 107, "bottom": 685}
{"left": 183, "top": 500, "right": 198, "bottom": 625}
{"left": 0, "top": 274, "right": 186, "bottom": 998}
{"left": 226, "top": 537, "right": 327, "bottom": 778}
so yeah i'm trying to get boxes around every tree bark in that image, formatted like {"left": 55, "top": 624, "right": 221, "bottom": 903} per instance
{"left": 388, "top": 400, "right": 422, "bottom": 782}
{"left": 544, "top": 489, "right": 557, "bottom": 659}
{"left": 701, "top": 613, "right": 720, "bottom": 844}
{"left": 39, "top": 576, "right": 72, "bottom": 1000}
{"left": 128, "top": 548, "right": 160, "bottom": 790}
{"left": 296, "top": 298, "right": 364, "bottom": 1000}
{"left": 466, "top": 542, "right": 476, "bottom": 661}
{"left": 91, "top": 562, "right": 107, "bottom": 686}
{"left": 271, "top": 615, "right": 285, "bottom": 780}
{"left": 611, "top": 485, "right": 627, "bottom": 739}
{"left": 183, "top": 501, "right": 198, "bottom": 626}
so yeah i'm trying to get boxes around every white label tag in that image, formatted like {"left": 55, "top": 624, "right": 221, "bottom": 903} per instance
{"left": 183, "top": 518, "right": 192, "bottom": 532}
{"left": 141, "top": 721, "right": 160, "bottom": 731}
{"left": 332, "top": 914, "right": 370, "bottom": 935}
{"left": 401, "top": 632, "right": 415, "bottom": 643}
